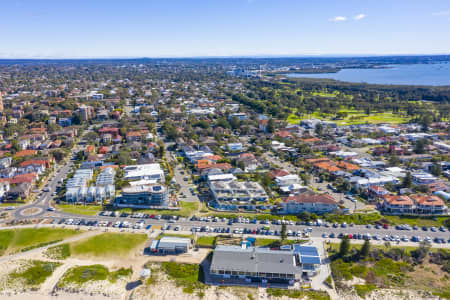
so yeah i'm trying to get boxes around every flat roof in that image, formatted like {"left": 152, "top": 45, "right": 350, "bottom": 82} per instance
{"left": 210, "top": 245, "right": 301, "bottom": 275}
{"left": 157, "top": 236, "right": 191, "bottom": 249}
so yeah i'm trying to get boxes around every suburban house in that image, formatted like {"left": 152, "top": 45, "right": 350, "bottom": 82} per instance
{"left": 368, "top": 185, "right": 390, "bottom": 199}
{"left": 126, "top": 131, "right": 142, "bottom": 142}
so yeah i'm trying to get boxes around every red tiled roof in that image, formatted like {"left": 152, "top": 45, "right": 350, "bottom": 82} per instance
{"left": 14, "top": 150, "right": 37, "bottom": 157}
{"left": 9, "top": 173, "right": 38, "bottom": 184}
{"left": 205, "top": 155, "right": 222, "bottom": 161}
{"left": 283, "top": 194, "right": 338, "bottom": 205}
{"left": 383, "top": 195, "right": 413, "bottom": 206}
{"left": 20, "top": 160, "right": 50, "bottom": 168}
{"left": 126, "top": 131, "right": 141, "bottom": 137}
{"left": 269, "top": 169, "right": 290, "bottom": 179}
{"left": 411, "top": 195, "right": 445, "bottom": 207}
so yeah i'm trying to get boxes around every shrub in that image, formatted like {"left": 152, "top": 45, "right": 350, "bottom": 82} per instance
{"left": 354, "top": 284, "right": 376, "bottom": 298}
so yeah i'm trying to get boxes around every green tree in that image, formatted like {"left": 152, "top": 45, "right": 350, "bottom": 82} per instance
{"left": 230, "top": 116, "right": 240, "bottom": 130}
{"left": 402, "top": 172, "right": 412, "bottom": 188}
{"left": 429, "top": 163, "right": 442, "bottom": 177}
{"left": 414, "top": 139, "right": 426, "bottom": 154}
{"left": 315, "top": 123, "right": 323, "bottom": 136}
{"left": 11, "top": 140, "right": 20, "bottom": 152}
{"left": 339, "top": 236, "right": 350, "bottom": 257}
{"left": 280, "top": 224, "right": 287, "bottom": 241}
{"left": 360, "top": 239, "right": 370, "bottom": 259}
{"left": 420, "top": 114, "right": 432, "bottom": 132}
{"left": 266, "top": 118, "right": 275, "bottom": 133}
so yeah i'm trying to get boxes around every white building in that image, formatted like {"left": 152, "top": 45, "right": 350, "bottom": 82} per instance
{"left": 96, "top": 167, "right": 116, "bottom": 186}
{"left": 124, "top": 164, "right": 165, "bottom": 182}
{"left": 209, "top": 179, "right": 268, "bottom": 203}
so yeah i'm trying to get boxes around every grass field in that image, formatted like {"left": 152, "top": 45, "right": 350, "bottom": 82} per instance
{"left": 324, "top": 212, "right": 448, "bottom": 227}
{"left": 255, "top": 238, "right": 307, "bottom": 247}
{"left": 383, "top": 215, "right": 448, "bottom": 227}
{"left": 158, "top": 233, "right": 193, "bottom": 240}
{"left": 117, "top": 201, "right": 199, "bottom": 217}
{"left": 70, "top": 232, "right": 147, "bottom": 258}
{"left": 0, "top": 228, "right": 80, "bottom": 256}
{"left": 287, "top": 109, "right": 410, "bottom": 126}
{"left": 10, "top": 260, "right": 61, "bottom": 287}
{"left": 57, "top": 204, "right": 103, "bottom": 216}
{"left": 196, "top": 236, "right": 216, "bottom": 247}
{"left": 327, "top": 242, "right": 447, "bottom": 254}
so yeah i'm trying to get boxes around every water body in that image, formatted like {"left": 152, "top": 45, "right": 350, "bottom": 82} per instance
{"left": 286, "top": 63, "right": 450, "bottom": 86}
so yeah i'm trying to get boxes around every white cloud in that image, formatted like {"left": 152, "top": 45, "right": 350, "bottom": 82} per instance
{"left": 432, "top": 10, "right": 450, "bottom": 16}
{"left": 354, "top": 14, "right": 366, "bottom": 21}
{"left": 329, "top": 16, "right": 347, "bottom": 22}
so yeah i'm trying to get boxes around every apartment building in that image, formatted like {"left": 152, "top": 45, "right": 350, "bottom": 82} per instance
{"left": 116, "top": 184, "right": 169, "bottom": 208}
{"left": 280, "top": 194, "right": 338, "bottom": 214}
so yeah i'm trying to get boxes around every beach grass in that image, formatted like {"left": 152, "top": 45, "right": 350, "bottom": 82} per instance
{"left": 10, "top": 260, "right": 61, "bottom": 287}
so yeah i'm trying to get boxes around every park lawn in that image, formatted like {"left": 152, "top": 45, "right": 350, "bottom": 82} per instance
{"left": 117, "top": 201, "right": 199, "bottom": 218}
{"left": 287, "top": 113, "right": 303, "bottom": 124}
{"left": 327, "top": 242, "right": 446, "bottom": 254}
{"left": 70, "top": 232, "right": 147, "bottom": 258}
{"left": 196, "top": 236, "right": 216, "bottom": 247}
{"left": 57, "top": 204, "right": 102, "bottom": 216}
{"left": 311, "top": 91, "right": 337, "bottom": 97}
{"left": 325, "top": 212, "right": 447, "bottom": 227}
{"left": 383, "top": 215, "right": 447, "bottom": 227}
{"left": 0, "top": 228, "right": 80, "bottom": 255}
{"left": 286, "top": 109, "right": 410, "bottom": 126}
{"left": 255, "top": 238, "right": 307, "bottom": 247}
{"left": 158, "top": 233, "right": 193, "bottom": 240}
{"left": 335, "top": 112, "right": 410, "bottom": 125}
{"left": 0, "top": 230, "right": 14, "bottom": 256}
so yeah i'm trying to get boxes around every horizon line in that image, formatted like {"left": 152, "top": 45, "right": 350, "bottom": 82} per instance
{"left": 1, "top": 53, "right": 450, "bottom": 60}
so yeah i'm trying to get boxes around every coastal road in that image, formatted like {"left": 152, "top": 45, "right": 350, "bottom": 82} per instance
{"left": 18, "top": 212, "right": 450, "bottom": 246}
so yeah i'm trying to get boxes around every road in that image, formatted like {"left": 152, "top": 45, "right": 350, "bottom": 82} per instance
{"left": 13, "top": 151, "right": 77, "bottom": 220}
{"left": 16, "top": 212, "right": 449, "bottom": 246}
{"left": 12, "top": 126, "right": 92, "bottom": 220}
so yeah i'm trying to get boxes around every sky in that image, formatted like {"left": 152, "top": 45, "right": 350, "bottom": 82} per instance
{"left": 1, "top": 0, "right": 450, "bottom": 58}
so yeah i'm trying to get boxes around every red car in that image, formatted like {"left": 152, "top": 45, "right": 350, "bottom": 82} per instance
{"left": 383, "top": 224, "right": 389, "bottom": 229}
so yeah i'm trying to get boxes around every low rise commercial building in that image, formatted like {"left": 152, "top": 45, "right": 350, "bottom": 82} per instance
{"left": 124, "top": 163, "right": 164, "bottom": 182}
{"left": 209, "top": 244, "right": 320, "bottom": 285}
{"left": 149, "top": 236, "right": 192, "bottom": 255}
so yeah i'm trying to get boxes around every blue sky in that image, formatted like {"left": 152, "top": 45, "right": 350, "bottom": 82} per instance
{"left": 1, "top": 0, "right": 450, "bottom": 58}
